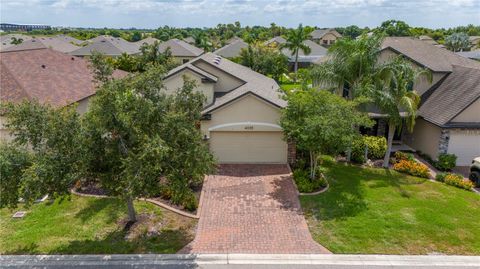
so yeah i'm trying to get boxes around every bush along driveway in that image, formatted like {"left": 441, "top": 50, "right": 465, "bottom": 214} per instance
{"left": 301, "top": 161, "right": 480, "bottom": 255}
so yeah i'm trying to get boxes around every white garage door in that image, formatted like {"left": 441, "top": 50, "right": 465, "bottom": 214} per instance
{"left": 448, "top": 132, "right": 480, "bottom": 166}
{"left": 209, "top": 131, "right": 287, "bottom": 163}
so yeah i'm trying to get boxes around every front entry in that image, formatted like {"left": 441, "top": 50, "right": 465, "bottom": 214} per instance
{"left": 209, "top": 131, "right": 287, "bottom": 163}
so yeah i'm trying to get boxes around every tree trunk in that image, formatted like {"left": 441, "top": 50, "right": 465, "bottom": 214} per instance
{"left": 383, "top": 124, "right": 396, "bottom": 168}
{"left": 294, "top": 50, "right": 299, "bottom": 81}
{"left": 126, "top": 196, "right": 137, "bottom": 223}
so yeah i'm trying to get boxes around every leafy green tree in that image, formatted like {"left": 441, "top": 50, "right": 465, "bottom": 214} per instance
{"left": 364, "top": 57, "right": 431, "bottom": 167}
{"left": 310, "top": 34, "right": 384, "bottom": 99}
{"left": 10, "top": 37, "right": 23, "bottom": 45}
{"left": 342, "top": 25, "right": 363, "bottom": 39}
{"left": 281, "top": 89, "right": 372, "bottom": 179}
{"left": 281, "top": 24, "right": 312, "bottom": 75}
{"left": 445, "top": 32, "right": 470, "bottom": 52}
{"left": 88, "top": 51, "right": 115, "bottom": 83}
{"left": 237, "top": 43, "right": 288, "bottom": 81}
{"left": 378, "top": 20, "right": 411, "bottom": 36}
{"left": 130, "top": 31, "right": 142, "bottom": 42}
{"left": 114, "top": 52, "right": 139, "bottom": 72}
{"left": 1, "top": 102, "right": 82, "bottom": 208}
{"left": 138, "top": 41, "right": 177, "bottom": 71}
{"left": 0, "top": 142, "right": 32, "bottom": 209}
{"left": 82, "top": 66, "right": 214, "bottom": 222}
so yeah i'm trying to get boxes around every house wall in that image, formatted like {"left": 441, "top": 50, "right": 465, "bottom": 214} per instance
{"left": 0, "top": 116, "right": 13, "bottom": 142}
{"left": 404, "top": 118, "right": 442, "bottom": 158}
{"left": 320, "top": 33, "right": 338, "bottom": 45}
{"left": 451, "top": 98, "right": 480, "bottom": 122}
{"left": 173, "top": 56, "right": 196, "bottom": 64}
{"left": 193, "top": 61, "right": 244, "bottom": 93}
{"left": 76, "top": 97, "right": 91, "bottom": 115}
{"left": 200, "top": 94, "right": 282, "bottom": 136}
{"left": 163, "top": 69, "right": 215, "bottom": 105}
{"left": 377, "top": 49, "right": 445, "bottom": 95}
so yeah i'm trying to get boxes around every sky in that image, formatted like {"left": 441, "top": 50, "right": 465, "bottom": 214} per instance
{"left": 1, "top": 0, "right": 479, "bottom": 29}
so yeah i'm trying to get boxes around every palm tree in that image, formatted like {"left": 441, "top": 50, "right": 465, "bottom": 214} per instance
{"left": 310, "top": 34, "right": 384, "bottom": 99}
{"left": 281, "top": 24, "right": 311, "bottom": 76}
{"left": 366, "top": 57, "right": 431, "bottom": 168}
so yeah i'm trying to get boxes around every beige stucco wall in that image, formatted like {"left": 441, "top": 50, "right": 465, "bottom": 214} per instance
{"left": 76, "top": 97, "right": 91, "bottom": 115}
{"left": 193, "top": 61, "right": 244, "bottom": 92}
{"left": 377, "top": 49, "right": 445, "bottom": 95}
{"left": 163, "top": 69, "right": 215, "bottom": 105}
{"left": 200, "top": 94, "right": 282, "bottom": 137}
{"left": 452, "top": 98, "right": 480, "bottom": 122}
{"left": 320, "top": 33, "right": 338, "bottom": 45}
{"left": 404, "top": 118, "right": 442, "bottom": 158}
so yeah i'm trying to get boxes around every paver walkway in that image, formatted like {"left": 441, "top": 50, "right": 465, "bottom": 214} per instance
{"left": 184, "top": 164, "right": 329, "bottom": 254}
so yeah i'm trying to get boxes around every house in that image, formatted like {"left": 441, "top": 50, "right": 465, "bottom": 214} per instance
{"left": 456, "top": 50, "right": 480, "bottom": 61}
{"left": 69, "top": 35, "right": 140, "bottom": 57}
{"left": 1, "top": 37, "right": 80, "bottom": 53}
{"left": 378, "top": 37, "right": 480, "bottom": 166}
{"left": 157, "top": 38, "right": 204, "bottom": 63}
{"left": 183, "top": 36, "right": 195, "bottom": 44}
{"left": 163, "top": 52, "right": 290, "bottom": 164}
{"left": 54, "top": 34, "right": 84, "bottom": 46}
{"left": 310, "top": 28, "right": 342, "bottom": 46}
{"left": 0, "top": 47, "right": 126, "bottom": 141}
{"left": 135, "top": 37, "right": 160, "bottom": 47}
{"left": 0, "top": 34, "right": 32, "bottom": 50}
{"left": 214, "top": 38, "right": 249, "bottom": 58}
{"left": 266, "top": 37, "right": 328, "bottom": 69}
{"left": 469, "top": 36, "right": 480, "bottom": 48}
{"left": 418, "top": 35, "right": 438, "bottom": 45}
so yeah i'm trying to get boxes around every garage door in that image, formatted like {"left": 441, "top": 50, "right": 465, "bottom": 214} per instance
{"left": 448, "top": 132, "right": 480, "bottom": 166}
{"left": 209, "top": 131, "right": 287, "bottom": 163}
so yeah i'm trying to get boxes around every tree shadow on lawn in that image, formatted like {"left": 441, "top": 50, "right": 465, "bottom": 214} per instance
{"left": 2, "top": 243, "right": 40, "bottom": 255}
{"left": 46, "top": 228, "right": 192, "bottom": 254}
{"left": 75, "top": 197, "right": 124, "bottom": 224}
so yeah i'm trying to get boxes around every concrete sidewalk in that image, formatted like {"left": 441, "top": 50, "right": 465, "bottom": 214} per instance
{"left": 1, "top": 254, "right": 479, "bottom": 268}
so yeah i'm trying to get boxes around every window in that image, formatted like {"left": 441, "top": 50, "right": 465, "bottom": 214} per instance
{"left": 322, "top": 40, "right": 328, "bottom": 45}
{"left": 182, "top": 59, "right": 189, "bottom": 64}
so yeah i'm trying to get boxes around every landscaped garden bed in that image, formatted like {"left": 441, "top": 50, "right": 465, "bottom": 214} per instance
{"left": 0, "top": 195, "right": 197, "bottom": 254}
{"left": 301, "top": 158, "right": 480, "bottom": 255}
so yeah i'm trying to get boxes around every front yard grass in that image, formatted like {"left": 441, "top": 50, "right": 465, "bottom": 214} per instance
{"left": 301, "top": 161, "right": 480, "bottom": 255}
{"left": 0, "top": 195, "right": 196, "bottom": 254}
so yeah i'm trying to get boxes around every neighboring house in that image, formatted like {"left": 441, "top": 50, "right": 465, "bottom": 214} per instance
{"left": 69, "top": 35, "right": 140, "bottom": 57}
{"left": 0, "top": 48, "right": 127, "bottom": 141}
{"left": 377, "top": 37, "right": 480, "bottom": 166}
{"left": 266, "top": 36, "right": 328, "bottom": 69}
{"left": 469, "top": 36, "right": 480, "bottom": 48}
{"left": 310, "top": 28, "right": 342, "bottom": 46}
{"left": 157, "top": 38, "right": 204, "bottom": 63}
{"left": 0, "top": 34, "right": 32, "bottom": 50}
{"left": 1, "top": 37, "right": 80, "bottom": 53}
{"left": 418, "top": 35, "right": 438, "bottom": 45}
{"left": 163, "top": 52, "right": 290, "bottom": 164}
{"left": 456, "top": 50, "right": 480, "bottom": 61}
{"left": 55, "top": 34, "right": 84, "bottom": 45}
{"left": 135, "top": 37, "right": 160, "bottom": 47}
{"left": 183, "top": 36, "right": 195, "bottom": 44}
{"left": 225, "top": 36, "right": 242, "bottom": 45}
{"left": 214, "top": 38, "right": 249, "bottom": 58}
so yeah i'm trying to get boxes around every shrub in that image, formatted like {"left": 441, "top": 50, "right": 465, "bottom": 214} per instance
{"left": 182, "top": 194, "right": 198, "bottom": 212}
{"left": 393, "top": 159, "right": 430, "bottom": 178}
{"left": 441, "top": 173, "right": 474, "bottom": 190}
{"left": 351, "top": 136, "right": 387, "bottom": 163}
{"left": 394, "top": 151, "right": 414, "bottom": 162}
{"left": 293, "top": 168, "right": 327, "bottom": 193}
{"left": 435, "top": 172, "right": 447, "bottom": 182}
{"left": 435, "top": 153, "right": 457, "bottom": 171}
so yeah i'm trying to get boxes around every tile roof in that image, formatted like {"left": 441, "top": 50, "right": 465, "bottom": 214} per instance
{"left": 456, "top": 50, "right": 480, "bottom": 60}
{"left": 310, "top": 29, "right": 341, "bottom": 39}
{"left": 165, "top": 52, "right": 284, "bottom": 113}
{"left": 1, "top": 48, "right": 127, "bottom": 107}
{"left": 54, "top": 34, "right": 84, "bottom": 45}
{"left": 157, "top": 38, "right": 204, "bottom": 57}
{"left": 69, "top": 35, "right": 140, "bottom": 56}
{"left": 381, "top": 37, "right": 479, "bottom": 72}
{"left": 135, "top": 37, "right": 160, "bottom": 46}
{"left": 0, "top": 34, "right": 32, "bottom": 50}
{"left": 419, "top": 65, "right": 480, "bottom": 127}
{"left": 214, "top": 39, "right": 249, "bottom": 58}
{"left": 183, "top": 36, "right": 195, "bottom": 44}
{"left": 265, "top": 36, "right": 286, "bottom": 45}
{"left": 281, "top": 40, "right": 328, "bottom": 63}
{"left": 1, "top": 37, "right": 80, "bottom": 53}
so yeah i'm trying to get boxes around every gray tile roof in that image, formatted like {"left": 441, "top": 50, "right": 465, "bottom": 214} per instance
{"left": 135, "top": 37, "right": 160, "bottom": 46}
{"left": 165, "top": 52, "right": 284, "bottom": 113}
{"left": 265, "top": 36, "right": 286, "bottom": 45}
{"left": 183, "top": 36, "right": 195, "bottom": 44}
{"left": 281, "top": 40, "right": 327, "bottom": 63}
{"left": 55, "top": 35, "right": 84, "bottom": 45}
{"left": 214, "top": 39, "right": 249, "bottom": 58}
{"left": 456, "top": 50, "right": 480, "bottom": 60}
{"left": 381, "top": 37, "right": 479, "bottom": 72}
{"left": 419, "top": 65, "right": 480, "bottom": 127}
{"left": 157, "top": 38, "right": 203, "bottom": 57}
{"left": 0, "top": 34, "right": 33, "bottom": 50}
{"left": 310, "top": 29, "right": 341, "bottom": 39}
{"left": 69, "top": 35, "right": 139, "bottom": 56}
{"left": 1, "top": 37, "right": 80, "bottom": 53}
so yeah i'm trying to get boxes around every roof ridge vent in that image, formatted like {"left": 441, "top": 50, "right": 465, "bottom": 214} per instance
{"left": 213, "top": 55, "right": 222, "bottom": 65}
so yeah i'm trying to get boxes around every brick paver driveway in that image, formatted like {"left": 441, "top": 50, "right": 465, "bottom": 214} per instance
{"left": 185, "top": 164, "right": 330, "bottom": 254}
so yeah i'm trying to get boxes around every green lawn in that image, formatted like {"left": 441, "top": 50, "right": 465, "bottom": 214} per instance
{"left": 280, "top": 83, "right": 302, "bottom": 91}
{"left": 301, "top": 161, "right": 480, "bottom": 255}
{"left": 0, "top": 196, "right": 196, "bottom": 254}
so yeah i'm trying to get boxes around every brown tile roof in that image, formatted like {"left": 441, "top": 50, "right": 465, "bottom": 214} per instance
{"left": 1, "top": 37, "right": 80, "bottom": 53}
{"left": 214, "top": 39, "right": 249, "bottom": 58}
{"left": 157, "top": 38, "right": 204, "bottom": 57}
{"left": 419, "top": 65, "right": 480, "bottom": 127}
{"left": 1, "top": 48, "right": 127, "bottom": 107}
{"left": 69, "top": 35, "right": 140, "bottom": 56}
{"left": 381, "top": 37, "right": 479, "bottom": 72}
